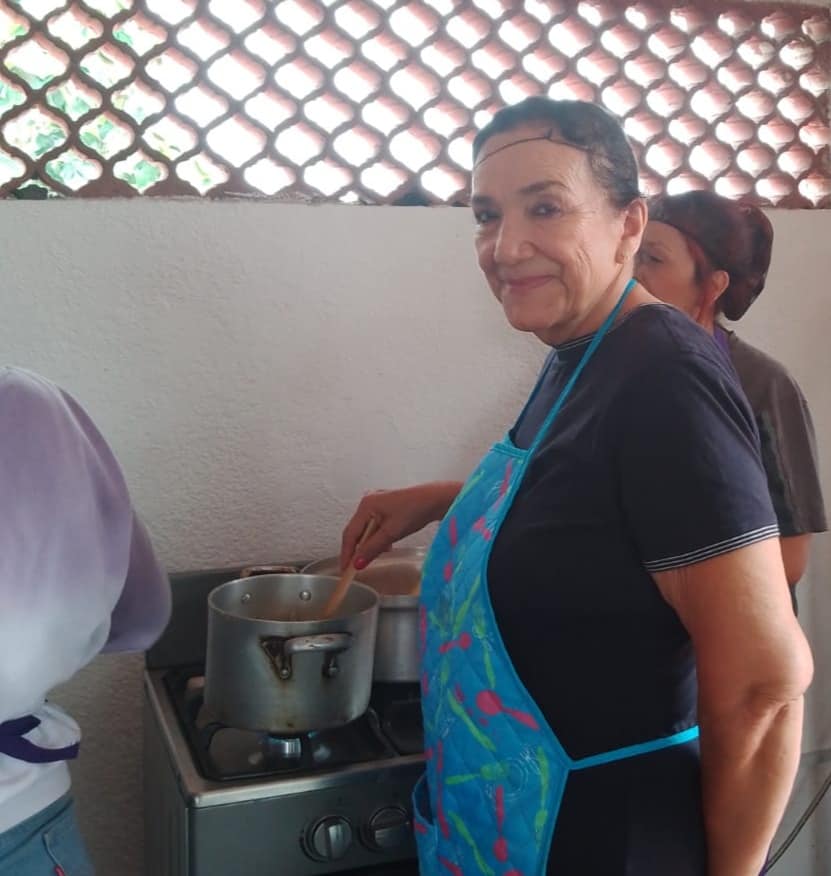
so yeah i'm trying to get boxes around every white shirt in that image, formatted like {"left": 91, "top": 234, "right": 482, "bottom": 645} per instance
{"left": 0, "top": 367, "right": 170, "bottom": 833}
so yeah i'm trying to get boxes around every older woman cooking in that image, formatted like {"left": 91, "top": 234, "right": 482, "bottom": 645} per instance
{"left": 635, "top": 191, "right": 826, "bottom": 605}
{"left": 340, "top": 97, "right": 812, "bottom": 876}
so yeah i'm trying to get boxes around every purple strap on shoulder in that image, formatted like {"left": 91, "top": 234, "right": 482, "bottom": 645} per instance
{"left": 714, "top": 325, "right": 730, "bottom": 357}
{"left": 0, "top": 716, "right": 80, "bottom": 764}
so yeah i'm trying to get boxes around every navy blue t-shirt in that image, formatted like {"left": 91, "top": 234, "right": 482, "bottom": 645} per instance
{"left": 487, "top": 304, "right": 778, "bottom": 875}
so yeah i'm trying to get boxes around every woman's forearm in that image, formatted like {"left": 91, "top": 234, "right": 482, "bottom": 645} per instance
{"left": 701, "top": 694, "right": 804, "bottom": 876}
{"left": 341, "top": 481, "right": 464, "bottom": 569}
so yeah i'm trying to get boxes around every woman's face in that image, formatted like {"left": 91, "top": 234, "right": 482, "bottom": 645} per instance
{"left": 471, "top": 125, "right": 641, "bottom": 346}
{"left": 635, "top": 221, "right": 703, "bottom": 318}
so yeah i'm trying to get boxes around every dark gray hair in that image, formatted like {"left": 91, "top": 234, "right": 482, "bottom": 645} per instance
{"left": 472, "top": 97, "right": 641, "bottom": 209}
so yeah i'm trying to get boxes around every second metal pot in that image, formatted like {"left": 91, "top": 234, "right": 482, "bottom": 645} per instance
{"left": 204, "top": 574, "right": 378, "bottom": 734}
{"left": 303, "top": 549, "right": 424, "bottom": 683}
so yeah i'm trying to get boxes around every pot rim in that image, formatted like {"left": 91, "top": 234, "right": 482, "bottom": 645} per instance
{"left": 302, "top": 548, "right": 425, "bottom": 606}
{"left": 207, "top": 573, "right": 379, "bottom": 624}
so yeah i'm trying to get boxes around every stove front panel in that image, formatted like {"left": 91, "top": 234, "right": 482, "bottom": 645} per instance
{"left": 145, "top": 672, "right": 423, "bottom": 876}
{"left": 189, "top": 769, "right": 421, "bottom": 875}
{"left": 144, "top": 688, "right": 190, "bottom": 876}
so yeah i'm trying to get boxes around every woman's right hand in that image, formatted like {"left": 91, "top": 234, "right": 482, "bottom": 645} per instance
{"left": 340, "top": 481, "right": 463, "bottom": 571}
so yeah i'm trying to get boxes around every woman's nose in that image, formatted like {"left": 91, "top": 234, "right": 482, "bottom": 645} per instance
{"left": 493, "top": 218, "right": 532, "bottom": 265}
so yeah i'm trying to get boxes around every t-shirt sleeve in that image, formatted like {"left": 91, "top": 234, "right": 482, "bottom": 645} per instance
{"left": 101, "top": 512, "right": 171, "bottom": 653}
{"left": 616, "top": 352, "right": 779, "bottom": 573}
{"left": 755, "top": 371, "right": 826, "bottom": 536}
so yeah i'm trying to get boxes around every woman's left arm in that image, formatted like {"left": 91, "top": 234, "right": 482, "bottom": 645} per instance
{"left": 752, "top": 361, "right": 826, "bottom": 585}
{"left": 653, "top": 537, "right": 813, "bottom": 876}
{"left": 781, "top": 534, "right": 811, "bottom": 586}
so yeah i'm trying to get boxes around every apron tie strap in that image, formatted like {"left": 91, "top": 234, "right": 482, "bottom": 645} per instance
{"left": 0, "top": 716, "right": 80, "bottom": 763}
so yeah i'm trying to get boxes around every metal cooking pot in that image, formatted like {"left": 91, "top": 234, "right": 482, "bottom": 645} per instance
{"left": 303, "top": 549, "right": 424, "bottom": 683}
{"left": 204, "top": 574, "right": 378, "bottom": 734}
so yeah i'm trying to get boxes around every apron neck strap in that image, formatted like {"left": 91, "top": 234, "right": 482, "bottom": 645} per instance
{"left": 529, "top": 277, "right": 636, "bottom": 454}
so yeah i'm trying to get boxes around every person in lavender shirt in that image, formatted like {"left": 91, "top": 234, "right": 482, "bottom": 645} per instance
{"left": 0, "top": 368, "right": 171, "bottom": 875}
{"left": 635, "top": 191, "right": 826, "bottom": 610}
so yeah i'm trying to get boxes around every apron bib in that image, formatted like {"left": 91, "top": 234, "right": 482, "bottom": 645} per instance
{"left": 413, "top": 279, "right": 699, "bottom": 876}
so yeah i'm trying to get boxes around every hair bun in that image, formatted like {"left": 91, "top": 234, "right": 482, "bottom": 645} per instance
{"left": 739, "top": 203, "right": 774, "bottom": 271}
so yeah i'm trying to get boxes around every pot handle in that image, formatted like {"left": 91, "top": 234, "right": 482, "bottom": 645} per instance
{"left": 260, "top": 633, "right": 352, "bottom": 680}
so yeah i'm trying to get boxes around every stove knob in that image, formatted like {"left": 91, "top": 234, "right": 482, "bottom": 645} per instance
{"left": 366, "top": 807, "right": 411, "bottom": 850}
{"left": 308, "top": 816, "right": 353, "bottom": 861}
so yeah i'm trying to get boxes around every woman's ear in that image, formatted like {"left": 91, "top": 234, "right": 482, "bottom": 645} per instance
{"left": 616, "top": 198, "right": 648, "bottom": 264}
{"left": 705, "top": 269, "right": 730, "bottom": 309}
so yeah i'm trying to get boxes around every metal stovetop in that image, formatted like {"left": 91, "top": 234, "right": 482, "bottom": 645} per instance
{"left": 146, "top": 668, "right": 425, "bottom": 808}
{"left": 145, "top": 564, "right": 425, "bottom": 808}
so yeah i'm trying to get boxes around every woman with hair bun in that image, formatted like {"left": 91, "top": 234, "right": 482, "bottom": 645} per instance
{"left": 636, "top": 190, "right": 826, "bottom": 601}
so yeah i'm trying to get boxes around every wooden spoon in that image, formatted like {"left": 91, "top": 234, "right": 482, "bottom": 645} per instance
{"left": 322, "top": 516, "right": 379, "bottom": 618}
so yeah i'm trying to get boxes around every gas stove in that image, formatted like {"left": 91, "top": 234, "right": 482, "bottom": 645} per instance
{"left": 143, "top": 566, "right": 424, "bottom": 876}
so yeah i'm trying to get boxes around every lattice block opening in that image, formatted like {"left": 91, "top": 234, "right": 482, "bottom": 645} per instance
{"left": 0, "top": 0, "right": 824, "bottom": 203}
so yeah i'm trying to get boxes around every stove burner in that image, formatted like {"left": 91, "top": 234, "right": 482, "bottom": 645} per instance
{"left": 164, "top": 668, "right": 423, "bottom": 783}
{"left": 262, "top": 734, "right": 303, "bottom": 760}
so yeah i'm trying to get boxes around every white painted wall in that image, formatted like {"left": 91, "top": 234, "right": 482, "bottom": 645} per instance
{"left": 0, "top": 201, "right": 828, "bottom": 875}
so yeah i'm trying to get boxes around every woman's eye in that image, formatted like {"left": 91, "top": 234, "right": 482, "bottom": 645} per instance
{"left": 637, "top": 251, "right": 661, "bottom": 265}
{"left": 531, "top": 202, "right": 561, "bottom": 218}
{"left": 473, "top": 210, "right": 498, "bottom": 225}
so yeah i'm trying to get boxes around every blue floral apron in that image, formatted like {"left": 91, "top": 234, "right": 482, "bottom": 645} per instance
{"left": 413, "top": 279, "right": 699, "bottom": 876}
